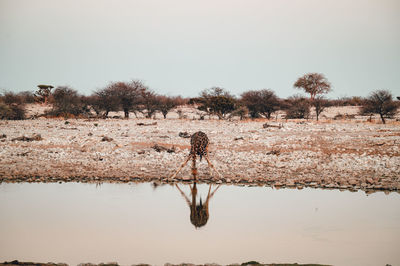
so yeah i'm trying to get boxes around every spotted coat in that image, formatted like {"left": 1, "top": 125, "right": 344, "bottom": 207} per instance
{"left": 190, "top": 131, "right": 209, "bottom": 161}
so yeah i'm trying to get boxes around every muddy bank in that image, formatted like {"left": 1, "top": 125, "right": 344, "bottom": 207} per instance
{"left": 0, "top": 118, "right": 399, "bottom": 194}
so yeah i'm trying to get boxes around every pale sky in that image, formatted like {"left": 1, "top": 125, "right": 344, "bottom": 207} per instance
{"left": 1, "top": 0, "right": 399, "bottom": 98}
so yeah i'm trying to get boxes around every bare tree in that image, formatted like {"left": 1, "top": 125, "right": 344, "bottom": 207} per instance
{"left": 49, "top": 86, "right": 86, "bottom": 117}
{"left": 294, "top": 73, "right": 331, "bottom": 100}
{"left": 312, "top": 96, "right": 328, "bottom": 121}
{"left": 140, "top": 89, "right": 159, "bottom": 118}
{"left": 35, "top": 85, "right": 54, "bottom": 105}
{"left": 157, "top": 95, "right": 180, "bottom": 119}
{"left": 240, "top": 89, "right": 280, "bottom": 119}
{"left": 107, "top": 80, "right": 145, "bottom": 118}
{"left": 93, "top": 88, "right": 120, "bottom": 118}
{"left": 360, "top": 90, "right": 398, "bottom": 124}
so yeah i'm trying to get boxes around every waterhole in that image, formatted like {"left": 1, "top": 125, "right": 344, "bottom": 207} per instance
{"left": 0, "top": 182, "right": 399, "bottom": 266}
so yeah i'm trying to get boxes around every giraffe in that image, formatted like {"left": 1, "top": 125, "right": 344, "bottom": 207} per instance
{"left": 169, "top": 131, "right": 221, "bottom": 179}
{"left": 175, "top": 171, "right": 221, "bottom": 228}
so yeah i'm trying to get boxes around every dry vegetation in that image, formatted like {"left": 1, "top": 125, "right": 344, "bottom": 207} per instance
{"left": 0, "top": 104, "right": 399, "bottom": 194}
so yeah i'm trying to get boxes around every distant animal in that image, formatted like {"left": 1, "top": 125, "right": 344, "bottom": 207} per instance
{"left": 169, "top": 131, "right": 221, "bottom": 179}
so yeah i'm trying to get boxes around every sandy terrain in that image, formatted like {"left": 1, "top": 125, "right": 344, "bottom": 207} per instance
{"left": 0, "top": 106, "right": 399, "bottom": 193}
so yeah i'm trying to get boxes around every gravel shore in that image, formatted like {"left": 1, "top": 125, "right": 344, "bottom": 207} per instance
{"left": 1, "top": 106, "right": 399, "bottom": 194}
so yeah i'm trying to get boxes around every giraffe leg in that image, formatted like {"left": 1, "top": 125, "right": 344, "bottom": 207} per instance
{"left": 191, "top": 154, "right": 197, "bottom": 180}
{"left": 204, "top": 155, "right": 222, "bottom": 178}
{"left": 169, "top": 155, "right": 191, "bottom": 179}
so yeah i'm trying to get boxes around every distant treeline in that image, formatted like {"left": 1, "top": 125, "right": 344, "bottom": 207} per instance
{"left": 1, "top": 73, "right": 399, "bottom": 123}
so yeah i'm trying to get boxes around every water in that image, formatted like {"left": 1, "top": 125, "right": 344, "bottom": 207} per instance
{"left": 0, "top": 182, "right": 399, "bottom": 266}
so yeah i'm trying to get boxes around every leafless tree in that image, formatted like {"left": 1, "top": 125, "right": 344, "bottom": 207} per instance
{"left": 93, "top": 88, "right": 120, "bottom": 118}
{"left": 140, "top": 89, "right": 159, "bottom": 118}
{"left": 312, "top": 96, "right": 328, "bottom": 121}
{"left": 240, "top": 89, "right": 280, "bottom": 119}
{"left": 360, "top": 90, "right": 398, "bottom": 124}
{"left": 107, "top": 80, "right": 146, "bottom": 118}
{"left": 294, "top": 73, "right": 331, "bottom": 100}
{"left": 49, "top": 86, "right": 86, "bottom": 117}
{"left": 157, "top": 95, "right": 180, "bottom": 119}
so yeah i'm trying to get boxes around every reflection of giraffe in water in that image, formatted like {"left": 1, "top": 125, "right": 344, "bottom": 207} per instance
{"left": 170, "top": 131, "right": 221, "bottom": 179}
{"left": 176, "top": 180, "right": 221, "bottom": 228}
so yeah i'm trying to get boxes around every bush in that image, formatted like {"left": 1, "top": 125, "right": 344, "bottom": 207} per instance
{"left": 284, "top": 96, "right": 310, "bottom": 119}
{"left": 0, "top": 102, "right": 26, "bottom": 120}
{"left": 0, "top": 91, "right": 27, "bottom": 120}
{"left": 156, "top": 96, "right": 180, "bottom": 119}
{"left": 140, "top": 89, "right": 159, "bottom": 118}
{"left": 240, "top": 89, "right": 280, "bottom": 119}
{"left": 197, "top": 87, "right": 237, "bottom": 119}
{"left": 47, "top": 86, "right": 86, "bottom": 117}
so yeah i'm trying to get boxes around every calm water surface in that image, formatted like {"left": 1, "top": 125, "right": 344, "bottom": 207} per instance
{"left": 0, "top": 182, "right": 399, "bottom": 266}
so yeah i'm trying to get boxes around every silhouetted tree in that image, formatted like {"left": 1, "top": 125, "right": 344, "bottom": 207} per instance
{"left": 294, "top": 73, "right": 331, "bottom": 100}
{"left": 198, "top": 87, "right": 237, "bottom": 119}
{"left": 360, "top": 90, "right": 398, "bottom": 124}
{"left": 240, "top": 89, "right": 280, "bottom": 119}
{"left": 35, "top": 85, "right": 54, "bottom": 104}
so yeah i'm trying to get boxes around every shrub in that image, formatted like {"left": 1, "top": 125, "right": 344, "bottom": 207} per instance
{"left": 197, "top": 87, "right": 237, "bottom": 119}
{"left": 284, "top": 96, "right": 310, "bottom": 119}
{"left": 47, "top": 86, "right": 86, "bottom": 117}
{"left": 0, "top": 102, "right": 26, "bottom": 120}
{"left": 240, "top": 89, "right": 280, "bottom": 119}
{"left": 156, "top": 96, "right": 180, "bottom": 119}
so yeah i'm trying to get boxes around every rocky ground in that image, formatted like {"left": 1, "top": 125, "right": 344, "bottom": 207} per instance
{"left": 0, "top": 106, "right": 399, "bottom": 194}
